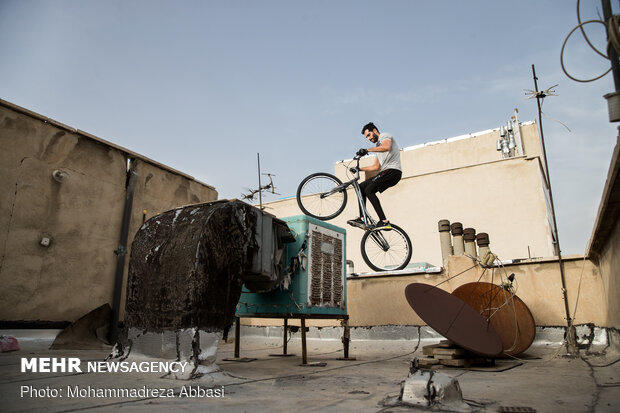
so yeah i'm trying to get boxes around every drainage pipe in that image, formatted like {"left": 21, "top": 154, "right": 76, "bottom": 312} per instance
{"left": 438, "top": 220, "right": 452, "bottom": 266}
{"left": 109, "top": 159, "right": 138, "bottom": 343}
{"left": 451, "top": 222, "right": 464, "bottom": 256}
{"left": 463, "top": 228, "right": 477, "bottom": 257}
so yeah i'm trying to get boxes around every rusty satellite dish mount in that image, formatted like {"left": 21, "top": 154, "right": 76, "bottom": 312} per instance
{"left": 405, "top": 283, "right": 503, "bottom": 357}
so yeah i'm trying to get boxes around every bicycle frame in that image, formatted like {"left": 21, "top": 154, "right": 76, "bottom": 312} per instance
{"left": 319, "top": 156, "right": 374, "bottom": 227}
{"left": 322, "top": 157, "right": 390, "bottom": 253}
{"left": 298, "top": 152, "right": 411, "bottom": 267}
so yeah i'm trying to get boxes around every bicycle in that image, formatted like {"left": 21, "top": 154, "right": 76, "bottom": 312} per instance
{"left": 296, "top": 151, "right": 412, "bottom": 272}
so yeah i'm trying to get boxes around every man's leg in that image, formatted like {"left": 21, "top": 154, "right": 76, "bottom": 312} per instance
{"left": 363, "top": 170, "right": 402, "bottom": 223}
{"left": 362, "top": 180, "right": 387, "bottom": 222}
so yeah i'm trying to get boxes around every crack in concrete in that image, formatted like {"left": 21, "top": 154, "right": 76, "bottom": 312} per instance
{"left": 581, "top": 356, "right": 603, "bottom": 413}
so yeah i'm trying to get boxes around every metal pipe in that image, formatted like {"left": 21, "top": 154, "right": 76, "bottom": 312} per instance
{"left": 463, "top": 228, "right": 477, "bottom": 257}
{"left": 513, "top": 109, "right": 524, "bottom": 156}
{"left": 342, "top": 317, "right": 350, "bottom": 359}
{"left": 301, "top": 317, "right": 307, "bottom": 365}
{"left": 451, "top": 222, "right": 464, "bottom": 256}
{"left": 602, "top": 0, "right": 620, "bottom": 91}
{"left": 283, "top": 318, "right": 288, "bottom": 355}
{"left": 257, "top": 153, "right": 263, "bottom": 210}
{"left": 109, "top": 159, "right": 138, "bottom": 343}
{"left": 234, "top": 317, "right": 240, "bottom": 358}
{"left": 476, "top": 232, "right": 490, "bottom": 260}
{"left": 531, "top": 64, "right": 577, "bottom": 355}
{"left": 438, "top": 220, "right": 452, "bottom": 266}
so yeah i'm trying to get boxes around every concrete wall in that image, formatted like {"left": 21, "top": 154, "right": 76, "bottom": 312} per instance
{"left": 0, "top": 100, "right": 217, "bottom": 323}
{"left": 241, "top": 254, "right": 605, "bottom": 329}
{"left": 597, "top": 218, "right": 620, "bottom": 327}
{"left": 587, "top": 133, "right": 620, "bottom": 328}
{"left": 347, "top": 255, "right": 604, "bottom": 327}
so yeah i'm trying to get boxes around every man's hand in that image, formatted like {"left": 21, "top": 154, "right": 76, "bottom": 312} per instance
{"left": 357, "top": 148, "right": 368, "bottom": 156}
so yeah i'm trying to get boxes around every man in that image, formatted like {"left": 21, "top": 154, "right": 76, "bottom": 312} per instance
{"left": 347, "top": 122, "right": 402, "bottom": 230}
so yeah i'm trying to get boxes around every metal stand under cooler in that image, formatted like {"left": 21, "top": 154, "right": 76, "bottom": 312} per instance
{"left": 234, "top": 215, "right": 352, "bottom": 364}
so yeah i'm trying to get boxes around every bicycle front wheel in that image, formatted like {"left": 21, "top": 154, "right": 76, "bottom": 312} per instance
{"left": 296, "top": 173, "right": 347, "bottom": 220}
{"left": 361, "top": 224, "right": 412, "bottom": 272}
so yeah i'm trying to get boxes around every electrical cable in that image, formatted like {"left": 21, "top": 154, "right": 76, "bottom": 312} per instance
{"left": 220, "top": 335, "right": 422, "bottom": 389}
{"left": 577, "top": 0, "right": 607, "bottom": 58}
{"left": 561, "top": 0, "right": 620, "bottom": 83}
{"left": 571, "top": 254, "right": 588, "bottom": 322}
{"left": 561, "top": 19, "right": 611, "bottom": 83}
{"left": 583, "top": 355, "right": 620, "bottom": 368}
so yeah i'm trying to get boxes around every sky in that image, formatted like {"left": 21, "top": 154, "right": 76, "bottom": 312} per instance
{"left": 1, "top": 0, "right": 618, "bottom": 256}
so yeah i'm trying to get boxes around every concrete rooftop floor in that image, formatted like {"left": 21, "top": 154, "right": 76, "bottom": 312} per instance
{"left": 1, "top": 329, "right": 619, "bottom": 412}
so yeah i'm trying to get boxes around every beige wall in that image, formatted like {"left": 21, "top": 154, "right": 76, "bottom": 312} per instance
{"left": 0, "top": 101, "right": 217, "bottom": 322}
{"left": 348, "top": 255, "right": 605, "bottom": 327}
{"left": 597, "top": 218, "right": 620, "bottom": 327}
{"left": 588, "top": 133, "right": 620, "bottom": 328}
{"left": 242, "top": 254, "right": 606, "bottom": 328}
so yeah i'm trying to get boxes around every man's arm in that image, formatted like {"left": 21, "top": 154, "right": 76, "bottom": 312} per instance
{"left": 368, "top": 137, "right": 391, "bottom": 153}
{"left": 360, "top": 157, "right": 380, "bottom": 172}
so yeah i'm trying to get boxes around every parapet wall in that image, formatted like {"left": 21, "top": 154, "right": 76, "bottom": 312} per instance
{"left": 241, "top": 254, "right": 607, "bottom": 329}
{"left": 0, "top": 100, "right": 217, "bottom": 323}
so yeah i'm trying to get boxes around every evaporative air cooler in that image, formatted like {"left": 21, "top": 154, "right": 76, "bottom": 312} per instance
{"left": 236, "top": 215, "right": 347, "bottom": 317}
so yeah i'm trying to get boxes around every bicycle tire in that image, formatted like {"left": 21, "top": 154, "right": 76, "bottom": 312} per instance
{"left": 296, "top": 172, "right": 348, "bottom": 220}
{"left": 361, "top": 223, "right": 412, "bottom": 272}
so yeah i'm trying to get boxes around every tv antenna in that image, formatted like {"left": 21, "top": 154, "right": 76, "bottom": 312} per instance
{"left": 525, "top": 83, "right": 558, "bottom": 100}
{"left": 241, "top": 153, "right": 279, "bottom": 210}
{"left": 530, "top": 64, "right": 577, "bottom": 355}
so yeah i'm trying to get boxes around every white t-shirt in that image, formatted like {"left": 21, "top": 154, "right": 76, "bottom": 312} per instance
{"left": 375, "top": 133, "right": 402, "bottom": 172}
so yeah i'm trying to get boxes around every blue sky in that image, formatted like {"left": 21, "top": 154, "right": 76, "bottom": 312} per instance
{"left": 1, "top": 0, "right": 617, "bottom": 255}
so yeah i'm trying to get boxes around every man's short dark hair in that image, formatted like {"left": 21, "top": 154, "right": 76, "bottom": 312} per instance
{"left": 361, "top": 122, "right": 379, "bottom": 134}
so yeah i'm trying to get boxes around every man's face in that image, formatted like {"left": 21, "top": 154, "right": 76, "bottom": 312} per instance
{"left": 364, "top": 129, "right": 379, "bottom": 143}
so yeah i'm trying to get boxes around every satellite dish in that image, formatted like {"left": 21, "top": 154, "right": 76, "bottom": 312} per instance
{"left": 452, "top": 282, "right": 535, "bottom": 356}
{"left": 405, "top": 283, "right": 503, "bottom": 357}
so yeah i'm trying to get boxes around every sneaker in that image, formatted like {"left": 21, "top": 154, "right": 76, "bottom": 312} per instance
{"left": 372, "top": 221, "right": 392, "bottom": 231}
{"left": 347, "top": 217, "right": 366, "bottom": 229}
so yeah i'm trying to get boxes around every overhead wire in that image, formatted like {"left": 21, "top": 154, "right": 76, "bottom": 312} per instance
{"left": 560, "top": 0, "right": 620, "bottom": 83}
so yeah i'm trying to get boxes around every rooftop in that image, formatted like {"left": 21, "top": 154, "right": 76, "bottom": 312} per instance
{"left": 2, "top": 327, "right": 618, "bottom": 412}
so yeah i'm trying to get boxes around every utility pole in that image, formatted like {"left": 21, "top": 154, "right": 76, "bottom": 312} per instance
{"left": 531, "top": 64, "right": 578, "bottom": 355}
{"left": 602, "top": 0, "right": 620, "bottom": 91}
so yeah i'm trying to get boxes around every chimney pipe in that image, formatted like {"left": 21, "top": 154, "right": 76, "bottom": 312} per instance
{"left": 476, "top": 233, "right": 490, "bottom": 262}
{"left": 450, "top": 222, "right": 464, "bottom": 256}
{"left": 438, "top": 220, "right": 452, "bottom": 266}
{"left": 463, "top": 228, "right": 477, "bottom": 257}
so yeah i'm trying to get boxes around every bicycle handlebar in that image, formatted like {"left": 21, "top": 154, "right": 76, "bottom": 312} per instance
{"left": 348, "top": 154, "right": 362, "bottom": 177}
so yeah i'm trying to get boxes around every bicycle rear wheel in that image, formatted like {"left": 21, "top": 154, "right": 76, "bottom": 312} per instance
{"left": 361, "top": 224, "right": 412, "bottom": 271}
{"left": 296, "top": 173, "right": 347, "bottom": 220}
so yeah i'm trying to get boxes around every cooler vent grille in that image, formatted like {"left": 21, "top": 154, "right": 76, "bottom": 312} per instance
{"left": 309, "top": 229, "right": 344, "bottom": 307}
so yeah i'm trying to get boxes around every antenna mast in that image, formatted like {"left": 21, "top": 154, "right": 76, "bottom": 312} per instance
{"left": 257, "top": 153, "right": 263, "bottom": 210}
{"left": 531, "top": 64, "right": 577, "bottom": 355}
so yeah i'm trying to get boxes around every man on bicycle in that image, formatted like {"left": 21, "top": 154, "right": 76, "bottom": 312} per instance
{"left": 347, "top": 122, "right": 402, "bottom": 230}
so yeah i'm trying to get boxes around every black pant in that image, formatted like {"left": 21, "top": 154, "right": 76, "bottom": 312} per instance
{"left": 359, "top": 169, "right": 402, "bottom": 222}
